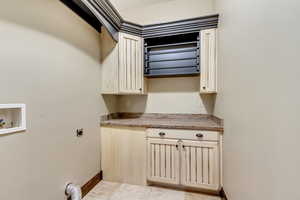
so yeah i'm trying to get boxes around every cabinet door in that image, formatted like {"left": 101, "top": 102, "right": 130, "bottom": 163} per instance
{"left": 181, "top": 140, "right": 220, "bottom": 191}
{"left": 119, "top": 32, "right": 144, "bottom": 94}
{"left": 200, "top": 29, "right": 217, "bottom": 94}
{"left": 101, "top": 127, "right": 147, "bottom": 185}
{"left": 147, "top": 138, "right": 180, "bottom": 185}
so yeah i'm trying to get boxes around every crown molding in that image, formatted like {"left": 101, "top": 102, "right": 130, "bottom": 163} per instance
{"left": 93, "top": 0, "right": 123, "bottom": 28}
{"left": 79, "top": 0, "right": 122, "bottom": 41}
{"left": 75, "top": 0, "right": 219, "bottom": 41}
{"left": 120, "top": 21, "right": 143, "bottom": 36}
{"left": 141, "top": 14, "right": 219, "bottom": 38}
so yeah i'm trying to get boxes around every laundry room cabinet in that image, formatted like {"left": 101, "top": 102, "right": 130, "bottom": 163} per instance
{"left": 100, "top": 126, "right": 147, "bottom": 185}
{"left": 147, "top": 138, "right": 180, "bottom": 185}
{"left": 100, "top": 27, "right": 217, "bottom": 95}
{"left": 180, "top": 140, "right": 220, "bottom": 191}
{"left": 118, "top": 32, "right": 144, "bottom": 94}
{"left": 146, "top": 128, "right": 222, "bottom": 192}
{"left": 200, "top": 28, "right": 218, "bottom": 94}
{"left": 100, "top": 28, "right": 146, "bottom": 95}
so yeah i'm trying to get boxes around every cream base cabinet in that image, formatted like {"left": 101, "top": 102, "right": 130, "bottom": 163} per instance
{"left": 147, "top": 138, "right": 180, "bottom": 185}
{"left": 146, "top": 129, "right": 221, "bottom": 192}
{"left": 200, "top": 28, "right": 217, "bottom": 94}
{"left": 181, "top": 140, "right": 220, "bottom": 191}
{"left": 100, "top": 27, "right": 146, "bottom": 94}
{"left": 101, "top": 127, "right": 147, "bottom": 185}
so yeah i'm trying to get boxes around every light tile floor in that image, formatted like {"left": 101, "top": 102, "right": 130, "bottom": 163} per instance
{"left": 83, "top": 181, "right": 221, "bottom": 200}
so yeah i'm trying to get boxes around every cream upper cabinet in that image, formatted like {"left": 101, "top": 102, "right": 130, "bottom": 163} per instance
{"left": 100, "top": 28, "right": 119, "bottom": 94}
{"left": 100, "top": 28, "right": 146, "bottom": 94}
{"left": 180, "top": 140, "right": 220, "bottom": 191}
{"left": 200, "top": 29, "right": 217, "bottom": 94}
{"left": 147, "top": 138, "right": 180, "bottom": 185}
{"left": 119, "top": 33, "right": 144, "bottom": 94}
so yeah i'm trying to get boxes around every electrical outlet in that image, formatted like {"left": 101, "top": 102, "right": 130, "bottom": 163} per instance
{"left": 76, "top": 129, "right": 83, "bottom": 137}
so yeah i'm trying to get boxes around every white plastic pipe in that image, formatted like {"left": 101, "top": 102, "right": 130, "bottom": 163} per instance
{"left": 65, "top": 183, "right": 82, "bottom": 200}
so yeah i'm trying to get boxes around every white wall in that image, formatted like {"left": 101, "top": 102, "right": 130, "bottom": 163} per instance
{"left": 0, "top": 1, "right": 116, "bottom": 200}
{"left": 215, "top": 0, "right": 300, "bottom": 200}
{"left": 114, "top": 0, "right": 216, "bottom": 114}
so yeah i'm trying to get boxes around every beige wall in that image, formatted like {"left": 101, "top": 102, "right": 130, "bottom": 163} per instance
{"left": 215, "top": 0, "right": 300, "bottom": 200}
{"left": 114, "top": 0, "right": 216, "bottom": 114}
{"left": 0, "top": 1, "right": 116, "bottom": 200}
{"left": 118, "top": 77, "right": 215, "bottom": 114}
{"left": 111, "top": 0, "right": 216, "bottom": 25}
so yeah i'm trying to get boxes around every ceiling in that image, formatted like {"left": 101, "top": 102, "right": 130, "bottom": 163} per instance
{"left": 109, "top": 0, "right": 174, "bottom": 11}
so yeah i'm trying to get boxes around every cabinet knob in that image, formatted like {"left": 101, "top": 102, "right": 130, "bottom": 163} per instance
{"left": 202, "top": 86, "right": 206, "bottom": 90}
{"left": 139, "top": 88, "right": 142, "bottom": 91}
{"left": 159, "top": 132, "right": 166, "bottom": 136}
{"left": 196, "top": 133, "right": 204, "bottom": 138}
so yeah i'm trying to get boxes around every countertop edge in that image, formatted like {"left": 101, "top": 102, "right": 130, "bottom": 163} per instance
{"left": 100, "top": 122, "right": 224, "bottom": 132}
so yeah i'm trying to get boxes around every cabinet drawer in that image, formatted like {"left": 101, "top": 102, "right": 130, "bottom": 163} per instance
{"left": 147, "top": 129, "right": 219, "bottom": 141}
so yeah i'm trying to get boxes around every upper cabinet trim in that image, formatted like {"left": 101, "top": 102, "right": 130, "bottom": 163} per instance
{"left": 78, "top": 0, "right": 219, "bottom": 41}
{"left": 92, "top": 0, "right": 123, "bottom": 28}
{"left": 121, "top": 21, "right": 143, "bottom": 37}
{"left": 141, "top": 14, "right": 219, "bottom": 38}
{"left": 79, "top": 0, "right": 122, "bottom": 41}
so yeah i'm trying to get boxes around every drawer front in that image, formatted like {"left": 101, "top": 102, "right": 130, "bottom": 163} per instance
{"left": 147, "top": 129, "right": 219, "bottom": 141}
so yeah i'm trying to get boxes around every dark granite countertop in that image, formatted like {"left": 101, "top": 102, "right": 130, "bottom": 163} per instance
{"left": 100, "top": 113, "right": 223, "bottom": 132}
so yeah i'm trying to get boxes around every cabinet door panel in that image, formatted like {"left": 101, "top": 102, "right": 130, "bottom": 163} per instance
{"left": 119, "top": 33, "right": 144, "bottom": 94}
{"left": 200, "top": 29, "right": 217, "bottom": 94}
{"left": 101, "top": 127, "right": 147, "bottom": 185}
{"left": 181, "top": 140, "right": 220, "bottom": 191}
{"left": 147, "top": 138, "right": 180, "bottom": 185}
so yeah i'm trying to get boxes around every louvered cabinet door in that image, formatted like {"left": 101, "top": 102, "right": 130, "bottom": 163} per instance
{"left": 181, "top": 140, "right": 220, "bottom": 191}
{"left": 200, "top": 29, "right": 217, "bottom": 94}
{"left": 147, "top": 138, "right": 180, "bottom": 185}
{"left": 119, "top": 32, "right": 144, "bottom": 94}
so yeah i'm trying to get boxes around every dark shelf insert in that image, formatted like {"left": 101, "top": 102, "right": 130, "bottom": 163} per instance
{"left": 144, "top": 33, "right": 200, "bottom": 77}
